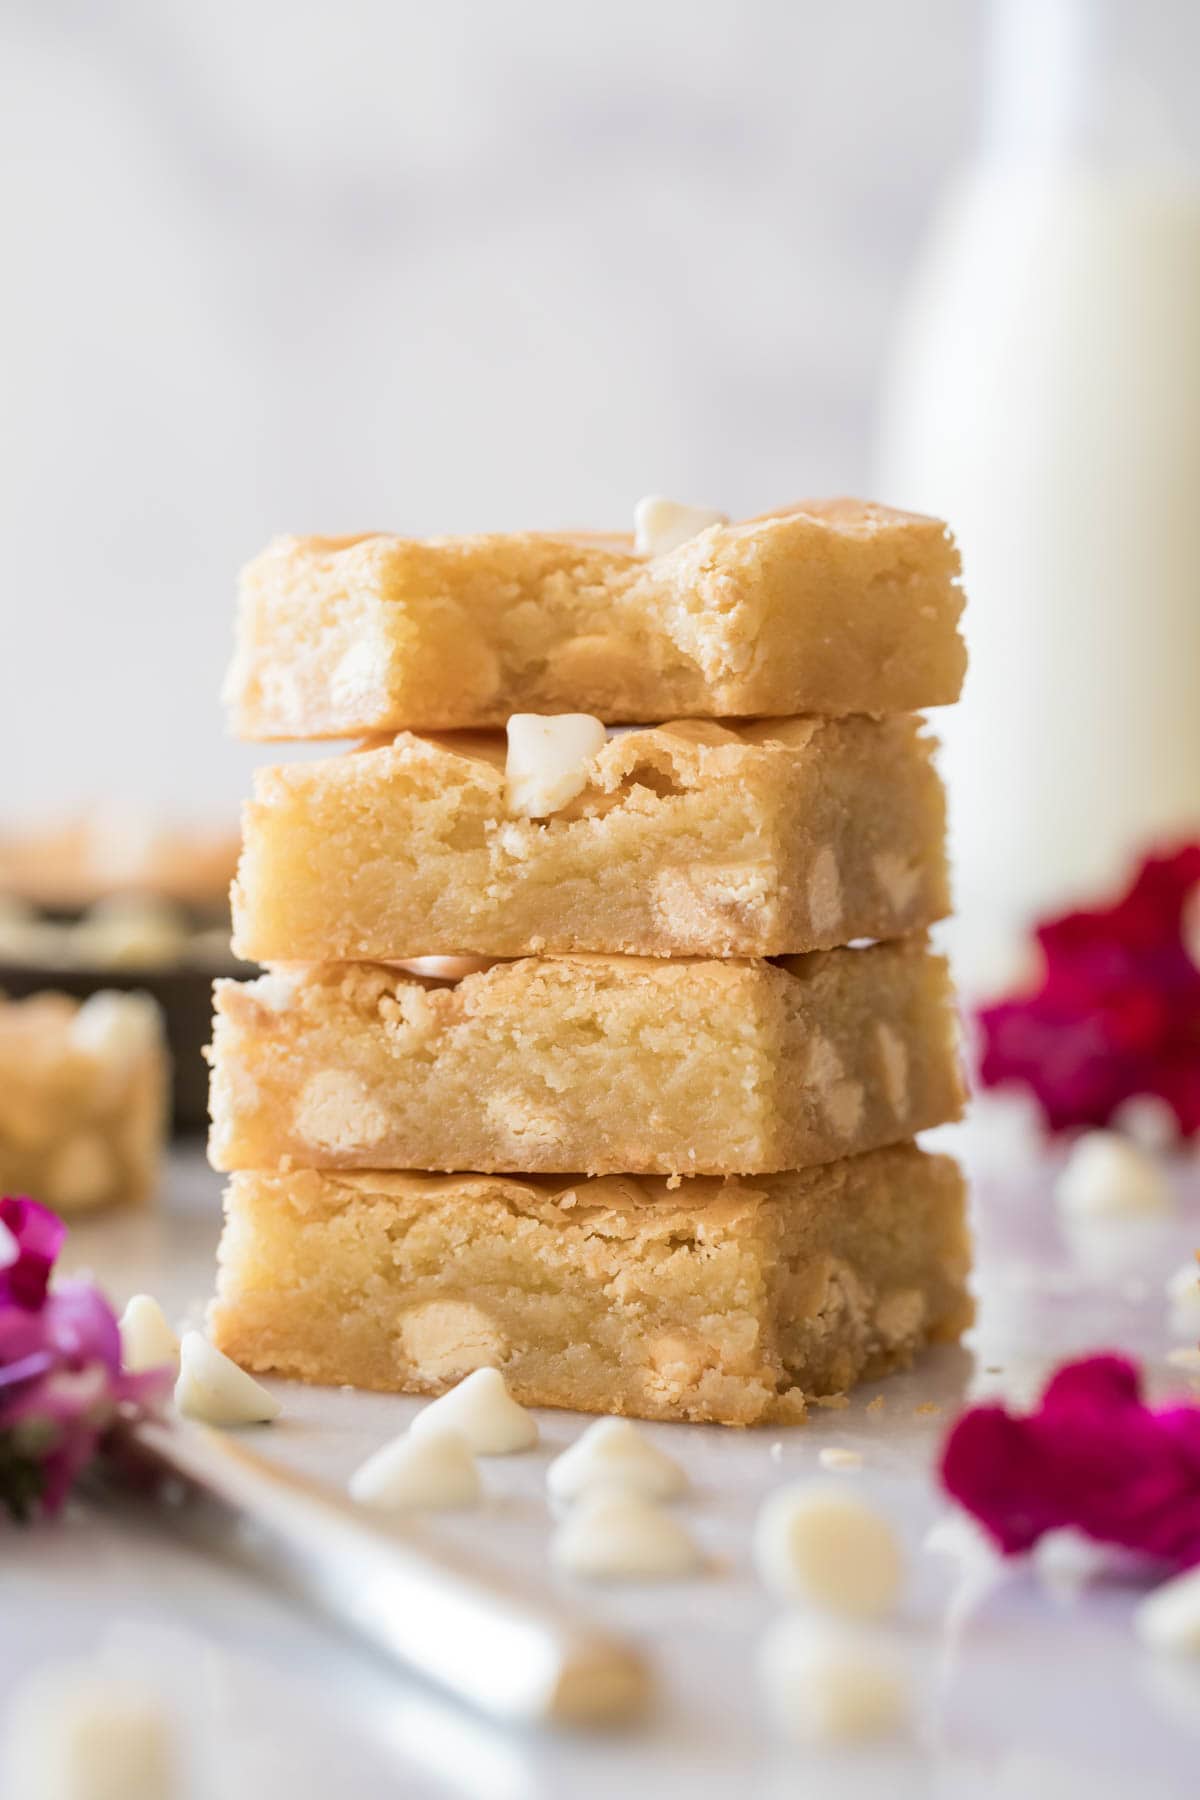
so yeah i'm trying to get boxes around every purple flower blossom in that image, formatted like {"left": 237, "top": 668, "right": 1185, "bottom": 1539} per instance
{"left": 0, "top": 1196, "right": 170, "bottom": 1521}
{"left": 941, "top": 1354, "right": 1200, "bottom": 1569}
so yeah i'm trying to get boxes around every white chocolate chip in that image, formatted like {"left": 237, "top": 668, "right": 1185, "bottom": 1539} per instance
{"left": 504, "top": 713, "right": 607, "bottom": 819}
{"left": 546, "top": 1418, "right": 687, "bottom": 1504}
{"left": 1110, "top": 1094, "right": 1180, "bottom": 1153}
{"left": 1135, "top": 1566, "right": 1200, "bottom": 1654}
{"left": 44, "top": 1132, "right": 116, "bottom": 1212}
{"left": 757, "top": 1616, "right": 909, "bottom": 1744}
{"left": 753, "top": 1483, "right": 903, "bottom": 1618}
{"left": 349, "top": 1428, "right": 481, "bottom": 1511}
{"left": 550, "top": 1489, "right": 701, "bottom": 1580}
{"left": 922, "top": 1511, "right": 998, "bottom": 1566}
{"left": 872, "top": 851, "right": 921, "bottom": 915}
{"left": 0, "top": 1663, "right": 176, "bottom": 1800}
{"left": 806, "top": 846, "right": 843, "bottom": 938}
{"left": 248, "top": 971, "right": 299, "bottom": 1012}
{"left": 68, "top": 991, "right": 161, "bottom": 1069}
{"left": 391, "top": 956, "right": 496, "bottom": 981}
{"left": 1031, "top": 1527, "right": 1113, "bottom": 1591}
{"left": 119, "top": 1295, "right": 180, "bottom": 1375}
{"left": 296, "top": 1069, "right": 390, "bottom": 1153}
{"left": 409, "top": 1366, "right": 537, "bottom": 1455}
{"left": 1167, "top": 1261, "right": 1200, "bottom": 1329}
{"left": 632, "top": 495, "right": 728, "bottom": 556}
{"left": 1055, "top": 1131, "right": 1171, "bottom": 1219}
{"left": 818, "top": 1447, "right": 864, "bottom": 1472}
{"left": 875, "top": 1021, "right": 910, "bottom": 1117}
{"left": 174, "top": 1331, "right": 280, "bottom": 1426}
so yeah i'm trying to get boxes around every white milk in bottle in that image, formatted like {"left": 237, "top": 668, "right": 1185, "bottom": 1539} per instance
{"left": 877, "top": 0, "right": 1200, "bottom": 992}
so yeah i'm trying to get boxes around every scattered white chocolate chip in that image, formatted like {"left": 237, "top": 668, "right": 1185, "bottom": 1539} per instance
{"left": 753, "top": 1483, "right": 903, "bottom": 1618}
{"left": 174, "top": 1331, "right": 280, "bottom": 1426}
{"left": 550, "top": 1489, "right": 701, "bottom": 1580}
{"left": 632, "top": 495, "right": 728, "bottom": 556}
{"left": 1054, "top": 1131, "right": 1171, "bottom": 1219}
{"left": 504, "top": 713, "right": 607, "bottom": 819}
{"left": 1135, "top": 1566, "right": 1200, "bottom": 1654}
{"left": 547, "top": 1418, "right": 686, "bottom": 1504}
{"left": 757, "top": 1616, "right": 909, "bottom": 1744}
{"left": 1031, "top": 1527, "right": 1113, "bottom": 1591}
{"left": 818, "top": 1446, "right": 864, "bottom": 1472}
{"left": 1167, "top": 1261, "right": 1200, "bottom": 1329}
{"left": 119, "top": 1295, "right": 180, "bottom": 1375}
{"left": 349, "top": 1428, "right": 481, "bottom": 1511}
{"left": 1110, "top": 1094, "right": 1180, "bottom": 1153}
{"left": 0, "top": 1663, "right": 176, "bottom": 1800}
{"left": 409, "top": 1366, "right": 537, "bottom": 1454}
{"left": 922, "top": 1510, "right": 998, "bottom": 1566}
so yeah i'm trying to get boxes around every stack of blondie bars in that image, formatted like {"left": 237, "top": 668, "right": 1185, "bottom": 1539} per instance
{"left": 208, "top": 499, "right": 972, "bottom": 1425}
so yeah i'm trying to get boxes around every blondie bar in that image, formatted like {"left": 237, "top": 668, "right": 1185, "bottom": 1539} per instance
{"left": 0, "top": 990, "right": 168, "bottom": 1212}
{"left": 209, "top": 941, "right": 964, "bottom": 1176}
{"left": 232, "top": 717, "right": 948, "bottom": 961}
{"left": 210, "top": 1144, "right": 972, "bottom": 1426}
{"left": 225, "top": 501, "right": 965, "bottom": 737}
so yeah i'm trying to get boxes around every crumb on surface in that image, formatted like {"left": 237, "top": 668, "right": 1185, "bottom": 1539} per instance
{"left": 866, "top": 1396, "right": 887, "bottom": 1417}
{"left": 818, "top": 1446, "right": 864, "bottom": 1471}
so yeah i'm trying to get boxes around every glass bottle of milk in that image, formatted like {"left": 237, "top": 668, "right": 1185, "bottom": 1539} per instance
{"left": 877, "top": 0, "right": 1200, "bottom": 993}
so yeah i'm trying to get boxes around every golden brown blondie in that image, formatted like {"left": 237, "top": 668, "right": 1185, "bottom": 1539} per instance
{"left": 0, "top": 990, "right": 168, "bottom": 1212}
{"left": 231, "top": 717, "right": 949, "bottom": 961}
{"left": 225, "top": 501, "right": 965, "bottom": 738}
{"left": 210, "top": 1144, "right": 972, "bottom": 1426}
{"left": 209, "top": 942, "right": 964, "bottom": 1176}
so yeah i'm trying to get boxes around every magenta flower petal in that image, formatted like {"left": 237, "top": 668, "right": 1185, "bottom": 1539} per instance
{"left": 0, "top": 1197, "right": 66, "bottom": 1310}
{"left": 977, "top": 843, "right": 1200, "bottom": 1136}
{"left": 941, "top": 1354, "right": 1200, "bottom": 1568}
{"left": 0, "top": 1196, "right": 168, "bottom": 1521}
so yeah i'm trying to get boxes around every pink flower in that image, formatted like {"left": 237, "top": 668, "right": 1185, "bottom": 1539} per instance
{"left": 940, "top": 1355, "right": 1200, "bottom": 1568}
{"left": 977, "top": 843, "right": 1200, "bottom": 1136}
{"left": 0, "top": 1194, "right": 65, "bottom": 1310}
{"left": 0, "top": 1196, "right": 170, "bottom": 1521}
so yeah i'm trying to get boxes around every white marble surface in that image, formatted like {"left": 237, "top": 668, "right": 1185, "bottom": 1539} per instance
{"left": 4, "top": 1124, "right": 1200, "bottom": 1798}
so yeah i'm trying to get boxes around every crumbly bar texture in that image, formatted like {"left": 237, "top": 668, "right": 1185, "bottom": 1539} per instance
{"left": 208, "top": 941, "right": 964, "bottom": 1176}
{"left": 210, "top": 1144, "right": 972, "bottom": 1426}
{"left": 0, "top": 992, "right": 169, "bottom": 1212}
{"left": 225, "top": 500, "right": 965, "bottom": 737}
{"left": 231, "top": 717, "right": 949, "bottom": 961}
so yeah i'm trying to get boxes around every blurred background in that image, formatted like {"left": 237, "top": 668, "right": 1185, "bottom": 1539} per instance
{"left": 3, "top": 0, "right": 1200, "bottom": 991}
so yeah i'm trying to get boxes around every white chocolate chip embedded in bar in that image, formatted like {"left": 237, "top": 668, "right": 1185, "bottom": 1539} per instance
{"left": 233, "top": 715, "right": 950, "bottom": 961}
{"left": 228, "top": 500, "right": 966, "bottom": 737}
{"left": 504, "top": 713, "right": 608, "bottom": 818}
{"left": 210, "top": 1146, "right": 973, "bottom": 1426}
{"left": 209, "top": 941, "right": 965, "bottom": 1177}
{"left": 633, "top": 495, "right": 729, "bottom": 556}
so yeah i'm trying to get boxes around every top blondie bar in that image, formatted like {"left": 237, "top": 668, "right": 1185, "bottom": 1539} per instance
{"left": 225, "top": 500, "right": 965, "bottom": 738}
